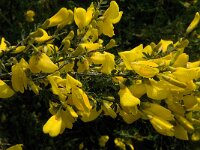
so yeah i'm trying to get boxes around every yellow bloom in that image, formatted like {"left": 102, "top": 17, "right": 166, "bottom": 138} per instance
{"left": 90, "top": 52, "right": 115, "bottom": 74}
{"left": 29, "top": 53, "right": 58, "bottom": 73}
{"left": 0, "top": 80, "right": 15, "bottom": 98}
{"left": 118, "top": 86, "right": 140, "bottom": 114}
{"left": 71, "top": 87, "right": 92, "bottom": 115}
{"left": 119, "top": 109, "right": 141, "bottom": 124}
{"left": 80, "top": 107, "right": 102, "bottom": 122}
{"left": 130, "top": 61, "right": 159, "bottom": 78}
{"left": 42, "top": 8, "right": 73, "bottom": 29}
{"left": 97, "top": 1, "right": 123, "bottom": 37}
{"left": 98, "top": 135, "right": 109, "bottom": 147}
{"left": 102, "top": 101, "right": 117, "bottom": 119}
{"left": 158, "top": 39, "right": 173, "bottom": 53}
{"left": 142, "top": 102, "right": 174, "bottom": 121}
{"left": 149, "top": 115, "right": 174, "bottom": 136}
{"left": 118, "top": 44, "right": 144, "bottom": 70}
{"left": 80, "top": 42, "right": 102, "bottom": 52}
{"left": 0, "top": 37, "right": 7, "bottom": 54}
{"left": 11, "top": 46, "right": 26, "bottom": 54}
{"left": 174, "top": 124, "right": 188, "bottom": 140}
{"left": 77, "top": 58, "right": 89, "bottom": 73}
{"left": 11, "top": 58, "right": 28, "bottom": 93}
{"left": 128, "top": 80, "right": 146, "bottom": 98}
{"left": 25, "top": 10, "right": 35, "bottom": 22}
{"left": 186, "top": 12, "right": 200, "bottom": 34}
{"left": 6, "top": 144, "right": 23, "bottom": 150}
{"left": 145, "top": 79, "right": 171, "bottom": 100}
{"left": 29, "top": 28, "right": 52, "bottom": 43}
{"left": 74, "top": 3, "right": 94, "bottom": 29}
{"left": 43, "top": 109, "right": 77, "bottom": 137}
{"left": 172, "top": 53, "right": 189, "bottom": 67}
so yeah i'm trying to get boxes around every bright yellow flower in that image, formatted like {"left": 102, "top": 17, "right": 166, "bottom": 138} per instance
{"left": 119, "top": 109, "right": 141, "bottom": 124}
{"left": 25, "top": 10, "right": 35, "bottom": 22}
{"left": 74, "top": 3, "right": 94, "bottom": 29}
{"left": 118, "top": 86, "right": 140, "bottom": 114}
{"left": 128, "top": 80, "right": 146, "bottom": 98}
{"left": 29, "top": 28, "right": 52, "bottom": 43}
{"left": 71, "top": 87, "right": 92, "bottom": 115}
{"left": 42, "top": 8, "right": 73, "bottom": 29}
{"left": 77, "top": 58, "right": 89, "bottom": 73}
{"left": 0, "top": 37, "right": 7, "bottom": 54}
{"left": 102, "top": 101, "right": 117, "bottom": 119}
{"left": 118, "top": 44, "right": 144, "bottom": 70}
{"left": 80, "top": 107, "right": 102, "bottom": 122}
{"left": 6, "top": 144, "right": 23, "bottom": 150}
{"left": 29, "top": 53, "right": 58, "bottom": 73}
{"left": 97, "top": 1, "right": 123, "bottom": 37}
{"left": 90, "top": 52, "right": 115, "bottom": 74}
{"left": 0, "top": 80, "right": 15, "bottom": 98}
{"left": 11, "top": 58, "right": 28, "bottom": 93}
{"left": 158, "top": 39, "right": 173, "bottom": 53}
{"left": 142, "top": 102, "right": 174, "bottom": 121}
{"left": 149, "top": 115, "right": 174, "bottom": 136}
{"left": 43, "top": 109, "right": 77, "bottom": 137}
{"left": 145, "top": 78, "right": 171, "bottom": 100}
{"left": 186, "top": 12, "right": 200, "bottom": 34}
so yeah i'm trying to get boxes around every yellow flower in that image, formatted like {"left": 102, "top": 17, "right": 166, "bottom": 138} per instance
{"left": 29, "top": 53, "right": 58, "bottom": 73}
{"left": 128, "top": 80, "right": 146, "bottom": 98}
{"left": 130, "top": 61, "right": 159, "bottom": 78}
{"left": 43, "top": 114, "right": 63, "bottom": 137}
{"left": 43, "top": 109, "right": 77, "bottom": 137}
{"left": 0, "top": 80, "right": 15, "bottom": 99}
{"left": 102, "top": 101, "right": 117, "bottom": 119}
{"left": 97, "top": 1, "right": 123, "bottom": 37}
{"left": 11, "top": 58, "right": 28, "bottom": 93}
{"left": 25, "top": 10, "right": 35, "bottom": 22}
{"left": 186, "top": 12, "right": 200, "bottom": 34}
{"left": 119, "top": 109, "right": 141, "bottom": 124}
{"left": 149, "top": 115, "right": 174, "bottom": 136}
{"left": 42, "top": 8, "right": 73, "bottom": 29}
{"left": 71, "top": 87, "right": 92, "bottom": 115}
{"left": 80, "top": 107, "right": 102, "bottom": 122}
{"left": 74, "top": 3, "right": 94, "bottom": 29}
{"left": 80, "top": 42, "right": 102, "bottom": 52}
{"left": 174, "top": 124, "right": 188, "bottom": 140}
{"left": 118, "top": 44, "right": 144, "bottom": 70}
{"left": 29, "top": 28, "right": 52, "bottom": 43}
{"left": 77, "top": 58, "right": 89, "bottom": 73}
{"left": 142, "top": 102, "right": 174, "bottom": 121}
{"left": 145, "top": 78, "right": 171, "bottom": 100}
{"left": 118, "top": 86, "right": 140, "bottom": 114}
{"left": 90, "top": 52, "right": 115, "bottom": 74}
{"left": 0, "top": 37, "right": 8, "bottom": 54}
{"left": 98, "top": 135, "right": 109, "bottom": 147}
{"left": 158, "top": 39, "right": 173, "bottom": 53}
{"left": 6, "top": 144, "right": 23, "bottom": 150}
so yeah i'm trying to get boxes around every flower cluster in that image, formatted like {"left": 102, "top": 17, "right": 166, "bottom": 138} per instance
{"left": 0, "top": 1, "right": 199, "bottom": 141}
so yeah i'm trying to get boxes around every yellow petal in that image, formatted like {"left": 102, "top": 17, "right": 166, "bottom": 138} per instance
{"left": 119, "top": 109, "right": 141, "bottom": 124}
{"left": 29, "top": 53, "right": 58, "bottom": 73}
{"left": 145, "top": 79, "right": 171, "bottom": 100}
{"left": 158, "top": 39, "right": 173, "bottom": 53}
{"left": 42, "top": 8, "right": 73, "bottom": 29}
{"left": 118, "top": 44, "right": 144, "bottom": 70}
{"left": 174, "top": 124, "right": 188, "bottom": 140}
{"left": 101, "top": 52, "right": 115, "bottom": 74}
{"left": 128, "top": 81, "right": 146, "bottom": 98}
{"left": 102, "top": 21, "right": 115, "bottom": 37}
{"left": 0, "top": 80, "right": 15, "bottom": 98}
{"left": 102, "top": 101, "right": 117, "bottom": 119}
{"left": 172, "top": 53, "right": 189, "bottom": 67}
{"left": 142, "top": 102, "right": 174, "bottom": 121}
{"left": 130, "top": 62, "right": 159, "bottom": 78}
{"left": 30, "top": 28, "right": 52, "bottom": 43}
{"left": 104, "top": 1, "right": 120, "bottom": 20}
{"left": 118, "top": 87, "right": 140, "bottom": 113}
{"left": 74, "top": 8, "right": 87, "bottom": 29}
{"left": 186, "top": 12, "right": 200, "bottom": 34}
{"left": 43, "top": 115, "right": 62, "bottom": 137}
{"left": 81, "top": 107, "right": 102, "bottom": 122}
{"left": 6, "top": 144, "right": 23, "bottom": 150}
{"left": 0, "top": 37, "right": 7, "bottom": 51}
{"left": 149, "top": 115, "right": 174, "bottom": 136}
